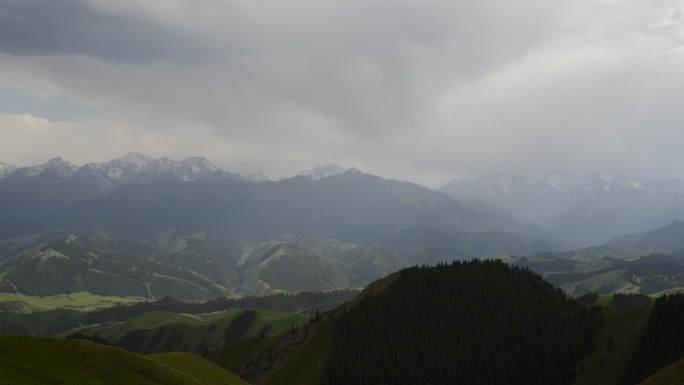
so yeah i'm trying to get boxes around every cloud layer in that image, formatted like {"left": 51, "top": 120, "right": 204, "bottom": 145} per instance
{"left": 1, "top": 0, "right": 683, "bottom": 186}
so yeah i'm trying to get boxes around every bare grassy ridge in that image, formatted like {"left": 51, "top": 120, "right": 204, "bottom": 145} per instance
{"left": 573, "top": 305, "right": 652, "bottom": 385}
{"left": 149, "top": 352, "right": 249, "bottom": 385}
{"left": 640, "top": 358, "right": 684, "bottom": 385}
{"left": 0, "top": 334, "right": 240, "bottom": 385}
{"left": 71, "top": 308, "right": 309, "bottom": 355}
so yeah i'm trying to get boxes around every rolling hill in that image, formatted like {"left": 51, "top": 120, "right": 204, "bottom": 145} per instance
{"left": 0, "top": 164, "right": 570, "bottom": 296}
{"left": 0, "top": 333, "right": 247, "bottom": 385}
{"left": 67, "top": 308, "right": 309, "bottom": 355}
{"left": 221, "top": 260, "right": 600, "bottom": 384}
{"left": 0, "top": 235, "right": 228, "bottom": 300}
{"left": 604, "top": 220, "right": 684, "bottom": 253}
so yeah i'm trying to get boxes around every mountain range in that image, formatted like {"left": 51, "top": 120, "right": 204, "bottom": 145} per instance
{"left": 0, "top": 152, "right": 248, "bottom": 190}
{"left": 6, "top": 155, "right": 684, "bottom": 385}
{"left": 439, "top": 171, "right": 684, "bottom": 246}
{"left": 3, "top": 154, "right": 684, "bottom": 297}
{"left": 4, "top": 253, "right": 684, "bottom": 385}
{"left": 0, "top": 235, "right": 228, "bottom": 300}
{"left": 0, "top": 154, "right": 571, "bottom": 296}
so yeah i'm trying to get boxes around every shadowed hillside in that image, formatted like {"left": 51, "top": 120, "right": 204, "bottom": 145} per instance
{"left": 0, "top": 333, "right": 247, "bottom": 385}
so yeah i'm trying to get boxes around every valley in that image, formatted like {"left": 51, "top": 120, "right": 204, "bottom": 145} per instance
{"left": 2, "top": 155, "right": 684, "bottom": 384}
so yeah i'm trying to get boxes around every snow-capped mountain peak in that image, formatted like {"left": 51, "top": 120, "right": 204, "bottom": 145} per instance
{"left": 114, "top": 152, "right": 154, "bottom": 173}
{"left": 17, "top": 157, "right": 79, "bottom": 178}
{"left": 243, "top": 171, "right": 270, "bottom": 183}
{"left": 175, "top": 156, "right": 222, "bottom": 181}
{"left": 299, "top": 164, "right": 345, "bottom": 180}
{"left": 0, "top": 162, "right": 17, "bottom": 179}
{"left": 85, "top": 153, "right": 227, "bottom": 183}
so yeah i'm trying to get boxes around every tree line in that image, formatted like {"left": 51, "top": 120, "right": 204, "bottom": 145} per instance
{"left": 626, "top": 293, "right": 684, "bottom": 383}
{"left": 324, "top": 260, "right": 601, "bottom": 385}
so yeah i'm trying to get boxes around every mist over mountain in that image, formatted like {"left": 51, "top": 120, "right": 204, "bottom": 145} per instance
{"left": 5, "top": 153, "right": 683, "bottom": 252}
{"left": 440, "top": 172, "right": 684, "bottom": 246}
{"left": 0, "top": 152, "right": 262, "bottom": 190}
{"left": 0, "top": 153, "right": 258, "bottom": 220}
{"left": 0, "top": 154, "right": 570, "bottom": 295}
{"left": 604, "top": 220, "right": 684, "bottom": 253}
{"left": 298, "top": 164, "right": 345, "bottom": 180}
{"left": 19, "top": 167, "right": 549, "bottom": 250}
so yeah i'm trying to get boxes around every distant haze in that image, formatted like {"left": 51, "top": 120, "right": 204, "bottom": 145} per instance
{"left": 1, "top": 0, "right": 683, "bottom": 187}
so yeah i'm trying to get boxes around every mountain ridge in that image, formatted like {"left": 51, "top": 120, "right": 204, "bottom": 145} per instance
{"left": 0, "top": 152, "right": 250, "bottom": 189}
{"left": 440, "top": 171, "right": 684, "bottom": 246}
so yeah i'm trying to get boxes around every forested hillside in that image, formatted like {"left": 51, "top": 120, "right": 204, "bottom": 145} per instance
{"left": 323, "top": 260, "right": 600, "bottom": 385}
{"left": 627, "top": 293, "right": 684, "bottom": 384}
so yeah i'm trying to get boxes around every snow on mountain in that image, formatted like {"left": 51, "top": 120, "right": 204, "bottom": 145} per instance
{"left": 15, "top": 157, "right": 79, "bottom": 178}
{"left": 299, "top": 164, "right": 345, "bottom": 180}
{"left": 439, "top": 171, "right": 684, "bottom": 246}
{"left": 80, "top": 152, "right": 232, "bottom": 187}
{"left": 243, "top": 171, "right": 270, "bottom": 183}
{"left": 86, "top": 152, "right": 154, "bottom": 182}
{"left": 0, "top": 162, "right": 17, "bottom": 179}
{"left": 176, "top": 156, "right": 223, "bottom": 181}
{"left": 439, "top": 172, "right": 652, "bottom": 205}
{"left": 1, "top": 152, "right": 252, "bottom": 191}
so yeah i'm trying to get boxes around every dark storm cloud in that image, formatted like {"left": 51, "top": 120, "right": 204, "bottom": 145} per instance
{"left": 0, "top": 0, "right": 206, "bottom": 63}
{"left": 1, "top": 0, "right": 683, "bottom": 186}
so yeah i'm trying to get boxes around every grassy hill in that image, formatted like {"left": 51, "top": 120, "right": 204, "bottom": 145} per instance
{"left": 640, "top": 358, "right": 684, "bottom": 385}
{"left": 223, "top": 261, "right": 600, "bottom": 385}
{"left": 221, "top": 265, "right": 684, "bottom": 385}
{"left": 574, "top": 305, "right": 652, "bottom": 385}
{"left": 235, "top": 242, "right": 359, "bottom": 295}
{"left": 149, "top": 352, "right": 249, "bottom": 385}
{"left": 515, "top": 249, "right": 684, "bottom": 296}
{"left": 0, "top": 291, "right": 143, "bottom": 313}
{"left": 0, "top": 235, "right": 228, "bottom": 300}
{"left": 208, "top": 276, "right": 400, "bottom": 383}
{"left": 67, "top": 308, "right": 310, "bottom": 355}
{"left": 0, "top": 333, "right": 243, "bottom": 384}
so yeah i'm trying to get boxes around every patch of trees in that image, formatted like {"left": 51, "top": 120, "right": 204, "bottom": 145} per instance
{"left": 622, "top": 255, "right": 684, "bottom": 295}
{"left": 259, "top": 323, "right": 272, "bottom": 340}
{"left": 0, "top": 310, "right": 81, "bottom": 336}
{"left": 575, "top": 292, "right": 599, "bottom": 307}
{"left": 324, "top": 260, "right": 600, "bottom": 385}
{"left": 514, "top": 256, "right": 577, "bottom": 273}
{"left": 610, "top": 293, "right": 652, "bottom": 309}
{"left": 0, "top": 290, "right": 358, "bottom": 338}
{"left": 66, "top": 332, "right": 110, "bottom": 345}
{"left": 546, "top": 268, "right": 615, "bottom": 285}
{"left": 0, "top": 277, "right": 16, "bottom": 293}
{"left": 224, "top": 310, "right": 257, "bottom": 345}
{"left": 626, "top": 293, "right": 684, "bottom": 384}
{"left": 0, "top": 301, "right": 24, "bottom": 312}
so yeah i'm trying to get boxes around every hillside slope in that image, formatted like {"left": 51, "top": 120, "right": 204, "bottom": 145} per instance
{"left": 605, "top": 220, "right": 684, "bottom": 253}
{"left": 233, "top": 260, "right": 600, "bottom": 385}
{"left": 0, "top": 235, "right": 227, "bottom": 300}
{"left": 0, "top": 333, "right": 243, "bottom": 385}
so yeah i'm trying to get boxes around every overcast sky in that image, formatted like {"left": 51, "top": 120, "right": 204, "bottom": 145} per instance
{"left": 1, "top": 0, "right": 683, "bottom": 187}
